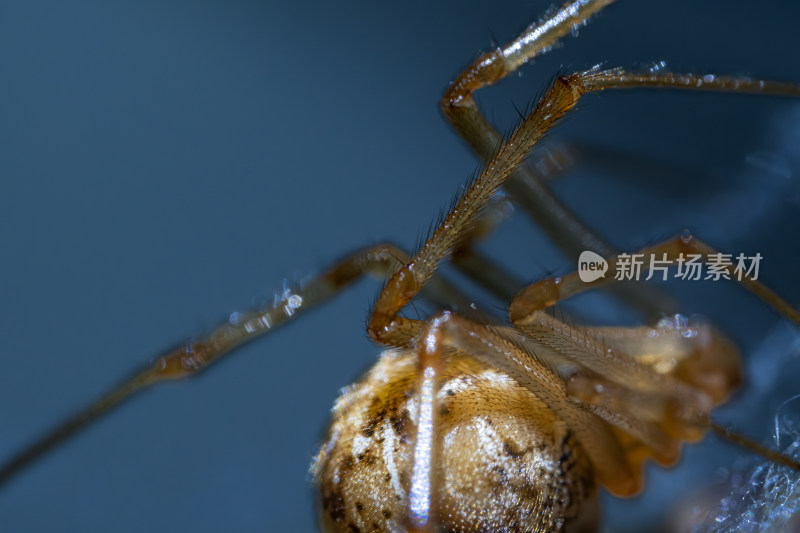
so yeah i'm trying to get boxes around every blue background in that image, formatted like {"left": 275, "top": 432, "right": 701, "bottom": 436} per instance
{"left": 1, "top": 1, "right": 800, "bottom": 531}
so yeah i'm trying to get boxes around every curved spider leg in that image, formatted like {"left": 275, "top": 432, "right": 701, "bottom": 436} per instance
{"left": 508, "top": 232, "right": 800, "bottom": 470}
{"left": 507, "top": 229, "right": 800, "bottom": 419}
{"left": 0, "top": 243, "right": 476, "bottom": 488}
{"left": 440, "top": 0, "right": 678, "bottom": 319}
{"left": 0, "top": 194, "right": 573, "bottom": 490}
{"left": 510, "top": 232, "right": 800, "bottom": 326}
{"left": 507, "top": 296, "right": 725, "bottom": 469}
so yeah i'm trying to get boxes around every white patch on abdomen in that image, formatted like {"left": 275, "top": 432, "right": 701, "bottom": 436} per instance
{"left": 381, "top": 418, "right": 404, "bottom": 500}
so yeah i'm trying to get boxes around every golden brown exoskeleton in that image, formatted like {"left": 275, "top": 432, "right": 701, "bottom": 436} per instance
{"left": 2, "top": 1, "right": 800, "bottom": 531}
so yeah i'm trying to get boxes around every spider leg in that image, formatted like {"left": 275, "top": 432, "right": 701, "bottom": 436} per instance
{"left": 0, "top": 216, "right": 562, "bottom": 487}
{"left": 441, "top": 0, "right": 675, "bottom": 319}
{"left": 407, "top": 311, "right": 639, "bottom": 498}
{"left": 406, "top": 315, "right": 445, "bottom": 533}
{"left": 451, "top": 245, "right": 523, "bottom": 302}
{"left": 0, "top": 243, "right": 471, "bottom": 487}
{"left": 507, "top": 230, "right": 800, "bottom": 408}
{"left": 448, "top": 143, "right": 578, "bottom": 302}
{"left": 510, "top": 232, "right": 800, "bottom": 326}
{"left": 507, "top": 232, "right": 800, "bottom": 469}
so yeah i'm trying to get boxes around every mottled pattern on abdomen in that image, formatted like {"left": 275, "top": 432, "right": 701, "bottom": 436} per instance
{"left": 312, "top": 349, "right": 597, "bottom": 533}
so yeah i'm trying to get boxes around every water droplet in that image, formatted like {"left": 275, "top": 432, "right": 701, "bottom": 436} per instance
{"left": 656, "top": 316, "right": 673, "bottom": 329}
{"left": 287, "top": 294, "right": 302, "bottom": 310}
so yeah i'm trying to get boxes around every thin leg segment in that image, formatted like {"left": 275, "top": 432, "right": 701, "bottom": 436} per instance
{"left": 407, "top": 315, "right": 447, "bottom": 533}
{"left": 509, "top": 232, "right": 800, "bottom": 326}
{"left": 0, "top": 226, "right": 553, "bottom": 487}
{"left": 508, "top": 230, "right": 800, "bottom": 420}
{"left": 0, "top": 243, "right": 455, "bottom": 487}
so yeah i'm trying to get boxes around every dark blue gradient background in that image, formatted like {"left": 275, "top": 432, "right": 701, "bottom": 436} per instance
{"left": 2, "top": 1, "right": 800, "bottom": 531}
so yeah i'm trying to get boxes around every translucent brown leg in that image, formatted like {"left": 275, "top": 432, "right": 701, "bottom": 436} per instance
{"left": 406, "top": 315, "right": 446, "bottom": 533}
{"left": 507, "top": 232, "right": 800, "bottom": 469}
{"left": 509, "top": 232, "right": 800, "bottom": 326}
{"left": 0, "top": 243, "right": 472, "bottom": 487}
{"left": 0, "top": 215, "right": 548, "bottom": 487}
{"left": 508, "top": 230, "right": 800, "bottom": 410}
{"left": 450, "top": 142, "right": 598, "bottom": 304}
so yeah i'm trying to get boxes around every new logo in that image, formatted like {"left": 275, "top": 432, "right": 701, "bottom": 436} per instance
{"left": 578, "top": 251, "right": 608, "bottom": 282}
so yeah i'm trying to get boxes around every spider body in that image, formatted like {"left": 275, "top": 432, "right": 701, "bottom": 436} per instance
{"left": 1, "top": 1, "right": 800, "bottom": 532}
{"left": 312, "top": 307, "right": 743, "bottom": 532}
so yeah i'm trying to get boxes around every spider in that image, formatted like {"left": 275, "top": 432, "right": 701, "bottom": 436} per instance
{"left": 2, "top": 0, "right": 800, "bottom": 531}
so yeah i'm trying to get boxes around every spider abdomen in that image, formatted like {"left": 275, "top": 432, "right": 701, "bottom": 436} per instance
{"left": 312, "top": 349, "right": 597, "bottom": 533}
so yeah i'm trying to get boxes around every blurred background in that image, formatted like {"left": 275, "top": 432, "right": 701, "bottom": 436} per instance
{"left": 1, "top": 0, "right": 799, "bottom": 531}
